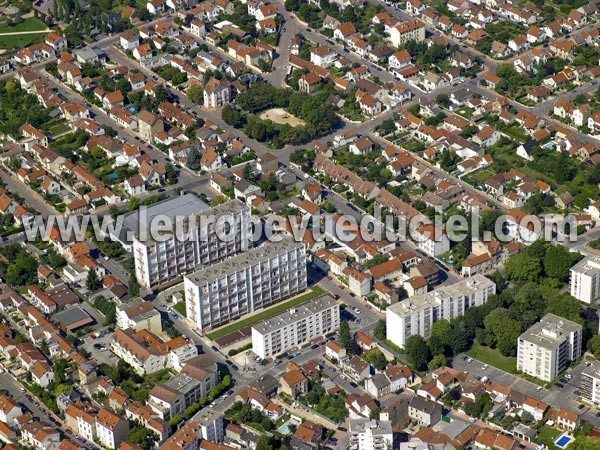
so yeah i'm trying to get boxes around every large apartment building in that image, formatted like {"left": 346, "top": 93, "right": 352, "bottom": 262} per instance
{"left": 517, "top": 314, "right": 582, "bottom": 382}
{"left": 570, "top": 255, "right": 600, "bottom": 304}
{"left": 110, "top": 328, "right": 198, "bottom": 375}
{"left": 581, "top": 360, "right": 600, "bottom": 405}
{"left": 184, "top": 239, "right": 307, "bottom": 333}
{"left": 386, "top": 274, "right": 496, "bottom": 348}
{"left": 390, "top": 20, "right": 426, "bottom": 47}
{"left": 348, "top": 419, "right": 393, "bottom": 450}
{"left": 130, "top": 195, "right": 251, "bottom": 288}
{"left": 251, "top": 295, "right": 340, "bottom": 359}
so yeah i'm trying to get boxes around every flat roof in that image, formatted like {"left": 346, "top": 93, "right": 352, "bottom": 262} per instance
{"left": 123, "top": 193, "right": 209, "bottom": 237}
{"left": 349, "top": 419, "right": 392, "bottom": 436}
{"left": 193, "top": 405, "right": 222, "bottom": 426}
{"left": 582, "top": 360, "right": 600, "bottom": 381}
{"left": 164, "top": 373, "right": 200, "bottom": 395}
{"left": 388, "top": 274, "right": 494, "bottom": 318}
{"left": 185, "top": 239, "right": 303, "bottom": 286}
{"left": 570, "top": 255, "right": 600, "bottom": 276}
{"left": 251, "top": 294, "right": 337, "bottom": 335}
{"left": 519, "top": 313, "right": 582, "bottom": 350}
{"left": 54, "top": 306, "right": 93, "bottom": 326}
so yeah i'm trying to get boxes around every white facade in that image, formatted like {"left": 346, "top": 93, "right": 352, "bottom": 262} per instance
{"left": 387, "top": 275, "right": 495, "bottom": 348}
{"left": 185, "top": 239, "right": 308, "bottom": 333}
{"left": 517, "top": 314, "right": 582, "bottom": 382}
{"left": 582, "top": 360, "right": 600, "bottom": 405}
{"left": 197, "top": 409, "right": 224, "bottom": 443}
{"left": 349, "top": 420, "right": 393, "bottom": 450}
{"left": 570, "top": 256, "right": 600, "bottom": 304}
{"left": 133, "top": 197, "right": 251, "bottom": 288}
{"left": 252, "top": 295, "right": 340, "bottom": 359}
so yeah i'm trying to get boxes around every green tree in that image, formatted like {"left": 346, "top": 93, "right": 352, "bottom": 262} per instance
{"left": 127, "top": 426, "right": 156, "bottom": 450}
{"left": 128, "top": 276, "right": 140, "bottom": 298}
{"left": 364, "top": 349, "right": 387, "bottom": 371}
{"left": 222, "top": 105, "right": 246, "bottom": 128}
{"left": 428, "top": 354, "right": 447, "bottom": 372}
{"left": 339, "top": 320, "right": 355, "bottom": 352}
{"left": 373, "top": 319, "right": 386, "bottom": 341}
{"left": 589, "top": 335, "right": 600, "bottom": 360}
{"left": 484, "top": 308, "right": 521, "bottom": 356}
{"left": 504, "top": 253, "right": 542, "bottom": 283}
{"left": 543, "top": 246, "right": 578, "bottom": 281}
{"left": 186, "top": 148, "right": 201, "bottom": 170}
{"left": 187, "top": 85, "right": 204, "bottom": 105}
{"left": 86, "top": 269, "right": 101, "bottom": 291}
{"left": 404, "top": 335, "right": 431, "bottom": 371}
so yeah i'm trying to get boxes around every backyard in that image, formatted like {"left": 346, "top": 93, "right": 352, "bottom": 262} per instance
{"left": 536, "top": 425, "right": 561, "bottom": 450}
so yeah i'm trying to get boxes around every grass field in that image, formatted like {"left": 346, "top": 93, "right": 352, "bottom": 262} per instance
{"left": 173, "top": 301, "right": 187, "bottom": 317}
{"left": 0, "top": 18, "right": 47, "bottom": 49}
{"left": 466, "top": 342, "right": 517, "bottom": 373}
{"left": 207, "top": 285, "right": 326, "bottom": 341}
{"left": 537, "top": 425, "right": 561, "bottom": 450}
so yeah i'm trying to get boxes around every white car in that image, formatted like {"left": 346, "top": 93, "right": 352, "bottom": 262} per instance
{"left": 18, "top": 387, "right": 25, "bottom": 392}
{"left": 340, "top": 374, "right": 347, "bottom": 380}
{"left": 0, "top": 369, "right": 4, "bottom": 374}
{"left": 482, "top": 364, "right": 489, "bottom": 370}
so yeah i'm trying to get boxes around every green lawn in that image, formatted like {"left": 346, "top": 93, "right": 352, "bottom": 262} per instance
{"left": 466, "top": 342, "right": 517, "bottom": 373}
{"left": 47, "top": 121, "right": 71, "bottom": 137}
{"left": 207, "top": 285, "right": 326, "bottom": 340}
{"left": 173, "top": 301, "right": 187, "bottom": 317}
{"left": 0, "top": 18, "right": 47, "bottom": 50}
{"left": 0, "top": 18, "right": 47, "bottom": 33}
{"left": 537, "top": 425, "right": 561, "bottom": 450}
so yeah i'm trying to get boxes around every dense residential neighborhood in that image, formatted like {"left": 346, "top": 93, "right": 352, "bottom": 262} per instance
{"left": 0, "top": 0, "right": 600, "bottom": 449}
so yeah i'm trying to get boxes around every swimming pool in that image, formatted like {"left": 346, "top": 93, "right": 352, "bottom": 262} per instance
{"left": 278, "top": 418, "right": 300, "bottom": 435}
{"left": 555, "top": 435, "right": 572, "bottom": 448}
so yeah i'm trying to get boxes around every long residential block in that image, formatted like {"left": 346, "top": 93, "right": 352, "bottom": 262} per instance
{"left": 131, "top": 195, "right": 251, "bottom": 288}
{"left": 251, "top": 294, "right": 340, "bottom": 359}
{"left": 184, "top": 239, "right": 307, "bottom": 333}
{"left": 386, "top": 274, "right": 496, "bottom": 348}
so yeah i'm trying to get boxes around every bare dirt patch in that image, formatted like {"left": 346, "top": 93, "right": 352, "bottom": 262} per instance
{"left": 259, "top": 107, "right": 306, "bottom": 127}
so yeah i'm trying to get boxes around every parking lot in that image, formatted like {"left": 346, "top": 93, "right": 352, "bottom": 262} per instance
{"left": 454, "top": 355, "right": 600, "bottom": 427}
{"left": 81, "top": 331, "right": 115, "bottom": 365}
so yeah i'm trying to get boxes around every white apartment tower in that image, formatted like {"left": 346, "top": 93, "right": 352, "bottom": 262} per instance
{"left": 581, "top": 360, "right": 600, "bottom": 405}
{"left": 517, "top": 314, "right": 582, "bottom": 382}
{"left": 570, "top": 255, "right": 600, "bottom": 304}
{"left": 252, "top": 295, "right": 340, "bottom": 359}
{"left": 386, "top": 274, "right": 496, "bottom": 348}
{"left": 184, "top": 239, "right": 307, "bottom": 333}
{"left": 349, "top": 419, "right": 393, "bottom": 450}
{"left": 132, "top": 196, "right": 251, "bottom": 288}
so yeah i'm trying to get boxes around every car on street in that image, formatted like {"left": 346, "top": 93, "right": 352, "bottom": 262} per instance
{"left": 578, "top": 404, "right": 585, "bottom": 409}
{"left": 482, "top": 364, "right": 489, "bottom": 369}
{"left": 18, "top": 387, "right": 25, "bottom": 392}
{"left": 340, "top": 374, "right": 347, "bottom": 380}
{"left": 310, "top": 344, "right": 319, "bottom": 349}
